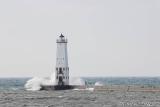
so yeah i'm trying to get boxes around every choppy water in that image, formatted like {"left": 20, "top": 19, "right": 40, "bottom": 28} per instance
{"left": 0, "top": 77, "right": 160, "bottom": 91}
{"left": 0, "top": 78, "right": 29, "bottom": 91}
{"left": 1, "top": 77, "right": 160, "bottom": 107}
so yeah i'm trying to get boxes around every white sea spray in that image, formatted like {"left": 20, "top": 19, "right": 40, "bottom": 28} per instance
{"left": 25, "top": 72, "right": 85, "bottom": 91}
{"left": 24, "top": 77, "right": 53, "bottom": 91}
{"left": 94, "top": 81, "right": 104, "bottom": 86}
{"left": 25, "top": 72, "right": 56, "bottom": 91}
{"left": 69, "top": 77, "right": 85, "bottom": 86}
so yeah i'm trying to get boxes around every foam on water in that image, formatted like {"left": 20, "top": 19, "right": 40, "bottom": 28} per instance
{"left": 86, "top": 88, "right": 94, "bottom": 91}
{"left": 73, "top": 87, "right": 95, "bottom": 92}
{"left": 95, "top": 81, "right": 104, "bottom": 86}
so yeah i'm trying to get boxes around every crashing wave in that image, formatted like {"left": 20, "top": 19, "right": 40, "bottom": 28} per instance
{"left": 94, "top": 81, "right": 104, "bottom": 86}
{"left": 69, "top": 77, "right": 85, "bottom": 86}
{"left": 24, "top": 72, "right": 85, "bottom": 91}
{"left": 25, "top": 77, "right": 53, "bottom": 91}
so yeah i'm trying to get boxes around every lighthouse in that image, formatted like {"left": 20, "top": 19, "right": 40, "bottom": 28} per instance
{"left": 55, "top": 34, "right": 69, "bottom": 86}
{"left": 40, "top": 34, "right": 84, "bottom": 90}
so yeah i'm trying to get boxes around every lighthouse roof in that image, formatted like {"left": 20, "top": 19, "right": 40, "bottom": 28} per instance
{"left": 57, "top": 33, "right": 67, "bottom": 43}
{"left": 60, "top": 34, "right": 64, "bottom": 38}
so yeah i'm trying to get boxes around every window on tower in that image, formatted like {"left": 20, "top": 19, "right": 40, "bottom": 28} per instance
{"left": 59, "top": 68, "right": 63, "bottom": 74}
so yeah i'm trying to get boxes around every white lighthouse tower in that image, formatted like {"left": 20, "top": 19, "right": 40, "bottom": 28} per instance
{"left": 55, "top": 34, "right": 69, "bottom": 86}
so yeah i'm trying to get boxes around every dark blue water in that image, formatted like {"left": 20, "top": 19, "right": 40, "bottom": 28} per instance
{"left": 0, "top": 77, "right": 160, "bottom": 91}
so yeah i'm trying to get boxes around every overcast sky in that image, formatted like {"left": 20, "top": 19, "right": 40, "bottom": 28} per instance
{"left": 0, "top": 0, "right": 160, "bottom": 77}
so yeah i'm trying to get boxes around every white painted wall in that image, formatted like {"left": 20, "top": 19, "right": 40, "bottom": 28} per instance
{"left": 55, "top": 35, "right": 69, "bottom": 85}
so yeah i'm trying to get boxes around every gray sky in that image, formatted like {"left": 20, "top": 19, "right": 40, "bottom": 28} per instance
{"left": 0, "top": 0, "right": 160, "bottom": 77}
